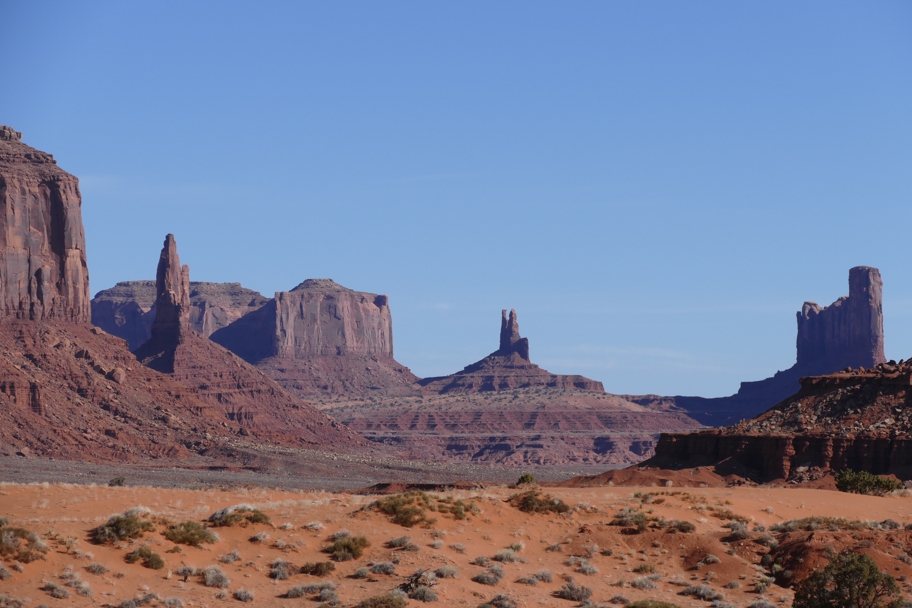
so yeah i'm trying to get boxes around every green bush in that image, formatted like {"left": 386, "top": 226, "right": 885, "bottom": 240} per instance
{"left": 509, "top": 491, "right": 570, "bottom": 514}
{"left": 794, "top": 551, "right": 902, "bottom": 608}
{"left": 90, "top": 513, "right": 154, "bottom": 544}
{"left": 301, "top": 561, "right": 336, "bottom": 576}
{"left": 108, "top": 476, "right": 126, "bottom": 487}
{"left": 124, "top": 546, "right": 164, "bottom": 569}
{"left": 835, "top": 470, "right": 904, "bottom": 496}
{"left": 162, "top": 521, "right": 218, "bottom": 547}
{"left": 326, "top": 535, "right": 370, "bottom": 561}
{"left": 515, "top": 473, "right": 538, "bottom": 487}
{"left": 372, "top": 492, "right": 476, "bottom": 527}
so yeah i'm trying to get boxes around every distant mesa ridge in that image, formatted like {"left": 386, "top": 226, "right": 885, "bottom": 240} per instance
{"left": 418, "top": 308, "right": 604, "bottom": 394}
{"left": 628, "top": 266, "right": 886, "bottom": 426}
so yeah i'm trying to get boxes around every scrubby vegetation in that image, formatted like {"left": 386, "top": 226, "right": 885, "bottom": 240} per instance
{"left": 371, "top": 491, "right": 477, "bottom": 527}
{"left": 206, "top": 505, "right": 270, "bottom": 527}
{"left": 835, "top": 469, "right": 904, "bottom": 496}
{"left": 610, "top": 507, "right": 648, "bottom": 532}
{"left": 355, "top": 596, "right": 407, "bottom": 608}
{"left": 326, "top": 535, "right": 370, "bottom": 561}
{"left": 793, "top": 551, "right": 902, "bottom": 608}
{"left": 162, "top": 520, "right": 218, "bottom": 546}
{"left": 0, "top": 522, "right": 48, "bottom": 563}
{"left": 301, "top": 561, "right": 336, "bottom": 576}
{"left": 124, "top": 546, "right": 164, "bottom": 569}
{"left": 201, "top": 565, "right": 231, "bottom": 588}
{"left": 555, "top": 581, "right": 592, "bottom": 601}
{"left": 90, "top": 510, "right": 155, "bottom": 544}
{"left": 515, "top": 473, "right": 538, "bottom": 487}
{"left": 508, "top": 490, "right": 570, "bottom": 514}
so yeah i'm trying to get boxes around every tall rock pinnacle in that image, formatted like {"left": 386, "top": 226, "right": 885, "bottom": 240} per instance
{"left": 796, "top": 265, "right": 885, "bottom": 371}
{"left": 149, "top": 234, "right": 190, "bottom": 343}
{"left": 498, "top": 309, "right": 530, "bottom": 360}
{"left": 0, "top": 126, "right": 90, "bottom": 322}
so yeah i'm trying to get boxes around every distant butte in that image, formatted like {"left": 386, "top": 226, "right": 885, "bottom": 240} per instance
{"left": 418, "top": 308, "right": 604, "bottom": 393}
{"left": 627, "top": 266, "right": 886, "bottom": 426}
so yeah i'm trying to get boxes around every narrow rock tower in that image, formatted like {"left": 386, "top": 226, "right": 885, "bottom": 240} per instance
{"left": 497, "top": 309, "right": 530, "bottom": 361}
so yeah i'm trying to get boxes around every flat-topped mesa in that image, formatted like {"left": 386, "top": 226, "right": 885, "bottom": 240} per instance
{"left": 498, "top": 309, "right": 530, "bottom": 360}
{"left": 796, "top": 266, "right": 885, "bottom": 372}
{"left": 150, "top": 234, "right": 191, "bottom": 342}
{"left": 0, "top": 126, "right": 90, "bottom": 322}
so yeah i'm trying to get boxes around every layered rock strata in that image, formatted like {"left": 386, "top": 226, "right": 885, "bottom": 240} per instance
{"left": 92, "top": 280, "right": 268, "bottom": 349}
{"left": 0, "top": 126, "right": 89, "bottom": 322}
{"left": 418, "top": 309, "right": 604, "bottom": 393}
{"left": 629, "top": 267, "right": 887, "bottom": 426}
{"left": 132, "top": 235, "right": 369, "bottom": 445}
{"left": 210, "top": 279, "right": 418, "bottom": 395}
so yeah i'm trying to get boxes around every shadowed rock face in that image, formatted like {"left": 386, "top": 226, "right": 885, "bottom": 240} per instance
{"left": 628, "top": 266, "right": 887, "bottom": 426}
{"left": 92, "top": 280, "right": 269, "bottom": 349}
{"left": 0, "top": 126, "right": 89, "bottom": 322}
{"left": 418, "top": 309, "right": 604, "bottom": 394}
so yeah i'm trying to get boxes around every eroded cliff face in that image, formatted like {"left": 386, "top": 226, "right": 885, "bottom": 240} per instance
{"left": 91, "top": 280, "right": 268, "bottom": 349}
{"left": 0, "top": 126, "right": 89, "bottom": 323}
{"left": 631, "top": 266, "right": 888, "bottom": 426}
{"left": 418, "top": 309, "right": 604, "bottom": 394}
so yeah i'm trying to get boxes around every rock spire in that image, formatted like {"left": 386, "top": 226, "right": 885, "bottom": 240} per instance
{"left": 149, "top": 234, "right": 191, "bottom": 342}
{"left": 0, "top": 126, "right": 90, "bottom": 322}
{"left": 498, "top": 309, "right": 530, "bottom": 360}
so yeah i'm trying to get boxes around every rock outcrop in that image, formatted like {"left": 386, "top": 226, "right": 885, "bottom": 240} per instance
{"left": 131, "top": 236, "right": 370, "bottom": 445}
{"left": 0, "top": 126, "right": 89, "bottom": 322}
{"left": 210, "top": 279, "right": 418, "bottom": 395}
{"left": 629, "top": 267, "right": 887, "bottom": 426}
{"left": 92, "top": 280, "right": 268, "bottom": 349}
{"left": 418, "top": 309, "right": 604, "bottom": 393}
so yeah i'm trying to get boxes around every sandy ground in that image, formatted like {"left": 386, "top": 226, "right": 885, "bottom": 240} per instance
{"left": 2, "top": 483, "right": 912, "bottom": 607}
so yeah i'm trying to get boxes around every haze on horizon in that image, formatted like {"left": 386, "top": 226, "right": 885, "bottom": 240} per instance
{"left": 1, "top": 1, "right": 910, "bottom": 398}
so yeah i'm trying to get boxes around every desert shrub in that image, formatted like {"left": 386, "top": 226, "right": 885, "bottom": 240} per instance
{"left": 41, "top": 581, "right": 70, "bottom": 599}
{"left": 793, "top": 551, "right": 902, "bottom": 608}
{"left": 163, "top": 521, "right": 218, "bottom": 547}
{"left": 371, "top": 561, "right": 397, "bottom": 575}
{"left": 285, "top": 586, "right": 307, "bottom": 598}
{"left": 517, "top": 575, "right": 538, "bottom": 585}
{"left": 632, "top": 576, "right": 657, "bottom": 590}
{"left": 610, "top": 507, "right": 648, "bottom": 532}
{"left": 176, "top": 565, "right": 198, "bottom": 581}
{"left": 450, "top": 542, "right": 467, "bottom": 553}
{"left": 704, "top": 554, "right": 721, "bottom": 564}
{"left": 535, "top": 569, "right": 553, "bottom": 583}
{"left": 250, "top": 531, "right": 269, "bottom": 543}
{"left": 771, "top": 517, "right": 870, "bottom": 533}
{"left": 480, "top": 594, "right": 518, "bottom": 608}
{"left": 219, "top": 549, "right": 240, "bottom": 564}
{"left": 576, "top": 559, "right": 598, "bottom": 575}
{"left": 410, "top": 585, "right": 438, "bottom": 602}
{"left": 206, "top": 505, "right": 269, "bottom": 527}
{"left": 270, "top": 558, "right": 291, "bottom": 580}
{"left": 835, "top": 469, "right": 904, "bottom": 496}
{"left": 233, "top": 589, "right": 254, "bottom": 603}
{"left": 435, "top": 565, "right": 458, "bottom": 578}
{"left": 633, "top": 564, "right": 656, "bottom": 573}
{"left": 556, "top": 581, "right": 592, "bottom": 601}
{"left": 473, "top": 556, "right": 492, "bottom": 566}
{"left": 516, "top": 473, "right": 538, "bottom": 487}
{"left": 509, "top": 490, "right": 570, "bottom": 514}
{"left": 609, "top": 596, "right": 630, "bottom": 605}
{"left": 0, "top": 593, "right": 24, "bottom": 608}
{"left": 353, "top": 567, "right": 370, "bottom": 578}
{"left": 0, "top": 565, "right": 10, "bottom": 581}
{"left": 162, "top": 600, "right": 183, "bottom": 608}
{"left": 709, "top": 602, "right": 735, "bottom": 608}
{"left": 90, "top": 513, "right": 154, "bottom": 544}
{"left": 124, "top": 546, "right": 164, "bottom": 570}
{"left": 201, "top": 566, "right": 230, "bottom": 588}
{"left": 301, "top": 561, "right": 335, "bottom": 576}
{"left": 628, "top": 601, "right": 682, "bottom": 608}
{"left": 494, "top": 549, "right": 520, "bottom": 563}
{"left": 724, "top": 521, "right": 750, "bottom": 540}
{"left": 356, "top": 596, "right": 407, "bottom": 608}
{"left": 679, "top": 585, "right": 722, "bottom": 600}
{"left": 326, "top": 535, "right": 369, "bottom": 561}
{"left": 747, "top": 601, "right": 776, "bottom": 608}
{"left": 331, "top": 528, "right": 352, "bottom": 541}
{"left": 473, "top": 564, "right": 505, "bottom": 586}
{"left": 86, "top": 562, "right": 109, "bottom": 575}
{"left": 108, "top": 476, "right": 126, "bottom": 487}
{"left": 724, "top": 580, "right": 740, "bottom": 589}
{"left": 670, "top": 520, "right": 695, "bottom": 533}
{"left": 388, "top": 535, "right": 411, "bottom": 548}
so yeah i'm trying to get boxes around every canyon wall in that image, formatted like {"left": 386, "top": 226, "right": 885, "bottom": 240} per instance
{"left": 0, "top": 126, "right": 89, "bottom": 323}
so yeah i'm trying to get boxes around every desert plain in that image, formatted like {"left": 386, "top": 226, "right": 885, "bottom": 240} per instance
{"left": 3, "top": 481, "right": 912, "bottom": 607}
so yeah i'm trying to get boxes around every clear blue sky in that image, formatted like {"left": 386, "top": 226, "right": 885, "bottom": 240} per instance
{"left": 2, "top": 2, "right": 911, "bottom": 397}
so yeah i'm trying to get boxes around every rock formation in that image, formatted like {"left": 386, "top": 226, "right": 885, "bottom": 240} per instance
{"left": 0, "top": 125, "right": 89, "bottom": 322}
{"left": 92, "top": 280, "right": 268, "bottom": 349}
{"left": 210, "top": 279, "right": 418, "bottom": 395}
{"left": 131, "top": 236, "right": 370, "bottom": 445}
{"left": 418, "top": 309, "right": 604, "bottom": 393}
{"left": 629, "top": 267, "right": 887, "bottom": 426}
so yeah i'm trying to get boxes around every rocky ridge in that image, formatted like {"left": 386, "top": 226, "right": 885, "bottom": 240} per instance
{"left": 629, "top": 266, "right": 887, "bottom": 426}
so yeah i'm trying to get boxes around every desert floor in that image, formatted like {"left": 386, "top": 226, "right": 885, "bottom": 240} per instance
{"left": 2, "top": 482, "right": 912, "bottom": 607}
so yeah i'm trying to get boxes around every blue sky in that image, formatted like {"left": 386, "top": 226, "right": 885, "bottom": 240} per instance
{"left": 2, "top": 1, "right": 911, "bottom": 396}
